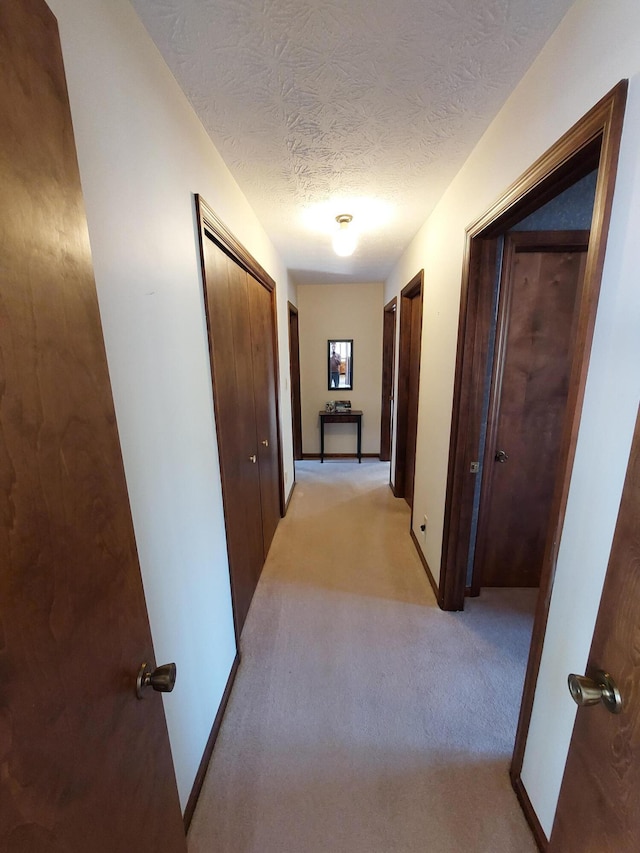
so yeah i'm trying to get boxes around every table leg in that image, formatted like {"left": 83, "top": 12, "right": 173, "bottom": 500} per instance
{"left": 320, "top": 418, "right": 324, "bottom": 462}
{"left": 357, "top": 416, "right": 362, "bottom": 463}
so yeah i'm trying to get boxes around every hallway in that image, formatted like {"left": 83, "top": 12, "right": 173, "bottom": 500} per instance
{"left": 188, "top": 461, "right": 538, "bottom": 852}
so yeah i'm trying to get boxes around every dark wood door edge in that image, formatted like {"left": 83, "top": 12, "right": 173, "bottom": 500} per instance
{"left": 380, "top": 297, "right": 397, "bottom": 461}
{"left": 288, "top": 301, "right": 303, "bottom": 461}
{"left": 183, "top": 652, "right": 241, "bottom": 831}
{"left": 284, "top": 479, "right": 296, "bottom": 515}
{"left": 511, "top": 772, "right": 549, "bottom": 852}
{"left": 409, "top": 528, "right": 439, "bottom": 602}
{"left": 394, "top": 271, "right": 424, "bottom": 497}
{"left": 436, "top": 81, "right": 627, "bottom": 813}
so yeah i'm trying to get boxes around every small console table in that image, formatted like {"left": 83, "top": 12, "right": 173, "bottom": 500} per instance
{"left": 319, "top": 410, "right": 363, "bottom": 463}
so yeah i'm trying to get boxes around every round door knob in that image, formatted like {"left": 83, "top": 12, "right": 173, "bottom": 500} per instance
{"left": 495, "top": 450, "right": 509, "bottom": 463}
{"left": 262, "top": 439, "right": 269, "bottom": 447}
{"left": 136, "top": 662, "right": 177, "bottom": 699}
{"left": 567, "top": 670, "right": 622, "bottom": 714}
{"left": 249, "top": 454, "right": 257, "bottom": 463}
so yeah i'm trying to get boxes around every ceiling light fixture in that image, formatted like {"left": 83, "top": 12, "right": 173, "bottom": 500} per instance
{"left": 332, "top": 214, "right": 356, "bottom": 257}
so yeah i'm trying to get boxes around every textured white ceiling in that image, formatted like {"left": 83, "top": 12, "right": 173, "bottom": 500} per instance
{"left": 130, "top": 0, "right": 574, "bottom": 284}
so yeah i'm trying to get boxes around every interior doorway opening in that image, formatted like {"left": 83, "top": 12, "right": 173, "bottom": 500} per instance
{"left": 438, "top": 82, "right": 627, "bottom": 847}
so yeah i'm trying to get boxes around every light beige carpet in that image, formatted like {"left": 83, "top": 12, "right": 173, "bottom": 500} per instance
{"left": 188, "top": 460, "right": 538, "bottom": 853}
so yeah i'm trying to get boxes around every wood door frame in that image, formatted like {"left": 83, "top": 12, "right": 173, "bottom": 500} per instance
{"left": 288, "top": 301, "right": 303, "bottom": 462}
{"left": 436, "top": 81, "right": 627, "bottom": 847}
{"left": 380, "top": 297, "right": 397, "bottom": 462}
{"left": 471, "top": 230, "right": 590, "bottom": 595}
{"left": 393, "top": 271, "right": 424, "bottom": 499}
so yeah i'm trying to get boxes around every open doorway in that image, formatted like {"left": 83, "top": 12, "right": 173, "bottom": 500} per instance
{"left": 437, "top": 82, "right": 627, "bottom": 846}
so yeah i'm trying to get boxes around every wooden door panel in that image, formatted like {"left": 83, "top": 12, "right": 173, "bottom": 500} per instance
{"left": 248, "top": 274, "right": 281, "bottom": 557}
{"left": 288, "top": 303, "right": 303, "bottom": 461}
{"left": 477, "top": 234, "right": 587, "bottom": 587}
{"left": 380, "top": 299, "right": 397, "bottom": 462}
{"left": 404, "top": 292, "right": 422, "bottom": 507}
{"left": 0, "top": 3, "right": 185, "bottom": 850}
{"left": 201, "top": 239, "right": 264, "bottom": 632}
{"left": 394, "top": 273, "right": 424, "bottom": 500}
{"left": 550, "top": 405, "right": 640, "bottom": 852}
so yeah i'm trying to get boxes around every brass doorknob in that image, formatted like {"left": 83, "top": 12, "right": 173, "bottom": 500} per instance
{"left": 495, "top": 450, "right": 509, "bottom": 463}
{"left": 567, "top": 670, "right": 622, "bottom": 714}
{"left": 136, "top": 662, "right": 177, "bottom": 699}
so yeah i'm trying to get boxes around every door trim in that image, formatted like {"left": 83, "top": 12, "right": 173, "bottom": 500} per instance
{"left": 436, "top": 81, "right": 627, "bottom": 826}
{"left": 393, "top": 271, "right": 424, "bottom": 499}
{"left": 380, "top": 297, "right": 397, "bottom": 462}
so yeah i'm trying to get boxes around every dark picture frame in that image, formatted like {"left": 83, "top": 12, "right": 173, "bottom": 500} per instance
{"left": 328, "top": 339, "right": 353, "bottom": 390}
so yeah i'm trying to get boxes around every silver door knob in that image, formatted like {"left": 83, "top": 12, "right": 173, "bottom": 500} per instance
{"left": 261, "top": 439, "right": 269, "bottom": 447}
{"left": 136, "top": 662, "right": 177, "bottom": 699}
{"left": 567, "top": 670, "right": 622, "bottom": 714}
{"left": 495, "top": 449, "right": 509, "bottom": 463}
{"left": 249, "top": 454, "right": 257, "bottom": 463}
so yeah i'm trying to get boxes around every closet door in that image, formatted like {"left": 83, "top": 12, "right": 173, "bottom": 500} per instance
{"left": 201, "top": 236, "right": 264, "bottom": 633}
{"left": 248, "top": 274, "right": 281, "bottom": 557}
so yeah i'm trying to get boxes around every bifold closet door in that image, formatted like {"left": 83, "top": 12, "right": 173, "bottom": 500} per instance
{"left": 201, "top": 235, "right": 264, "bottom": 632}
{"left": 248, "top": 274, "right": 281, "bottom": 557}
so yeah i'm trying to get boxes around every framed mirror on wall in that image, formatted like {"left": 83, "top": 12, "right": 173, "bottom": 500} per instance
{"left": 328, "top": 339, "right": 353, "bottom": 390}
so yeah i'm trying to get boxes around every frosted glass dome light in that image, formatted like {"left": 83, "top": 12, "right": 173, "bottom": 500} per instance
{"left": 332, "top": 214, "right": 357, "bottom": 257}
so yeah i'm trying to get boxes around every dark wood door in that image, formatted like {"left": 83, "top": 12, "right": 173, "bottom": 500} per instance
{"left": 475, "top": 232, "right": 588, "bottom": 587}
{"left": 201, "top": 238, "right": 264, "bottom": 633}
{"left": 393, "top": 272, "right": 423, "bottom": 503}
{"left": 0, "top": 3, "right": 186, "bottom": 850}
{"left": 404, "top": 294, "right": 423, "bottom": 506}
{"left": 549, "top": 404, "right": 640, "bottom": 852}
{"left": 248, "top": 274, "right": 281, "bottom": 557}
{"left": 288, "top": 302, "right": 303, "bottom": 461}
{"left": 380, "top": 298, "right": 397, "bottom": 462}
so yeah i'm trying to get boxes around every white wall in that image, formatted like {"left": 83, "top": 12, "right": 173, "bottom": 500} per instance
{"left": 48, "top": 0, "right": 295, "bottom": 811}
{"left": 298, "top": 283, "right": 383, "bottom": 456}
{"left": 385, "top": 0, "right": 640, "bottom": 837}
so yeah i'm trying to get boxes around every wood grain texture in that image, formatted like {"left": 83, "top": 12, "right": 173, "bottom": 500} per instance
{"left": 379, "top": 298, "right": 397, "bottom": 462}
{"left": 393, "top": 271, "right": 423, "bottom": 501}
{"left": 550, "top": 405, "right": 640, "bottom": 852}
{"left": 403, "top": 291, "right": 423, "bottom": 508}
{"left": 249, "top": 274, "right": 281, "bottom": 557}
{"left": 288, "top": 302, "right": 303, "bottom": 461}
{"left": 0, "top": 3, "right": 185, "bottom": 850}
{"left": 196, "top": 195, "right": 283, "bottom": 635}
{"left": 475, "top": 233, "right": 588, "bottom": 588}
{"left": 200, "top": 239, "right": 264, "bottom": 635}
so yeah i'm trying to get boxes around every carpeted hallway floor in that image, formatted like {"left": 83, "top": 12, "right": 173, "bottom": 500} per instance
{"left": 188, "top": 460, "right": 538, "bottom": 852}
